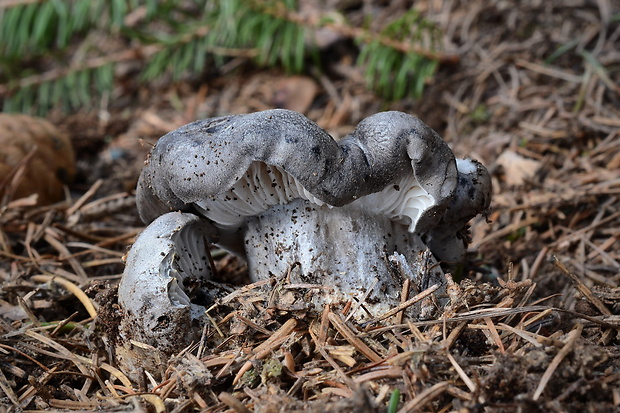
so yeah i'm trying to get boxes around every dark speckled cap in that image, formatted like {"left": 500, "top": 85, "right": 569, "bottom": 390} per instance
{"left": 136, "top": 109, "right": 463, "bottom": 234}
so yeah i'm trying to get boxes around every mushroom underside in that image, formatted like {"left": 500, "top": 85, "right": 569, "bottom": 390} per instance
{"left": 192, "top": 160, "right": 436, "bottom": 254}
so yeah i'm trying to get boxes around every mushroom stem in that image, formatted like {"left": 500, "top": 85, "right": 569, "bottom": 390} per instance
{"left": 242, "top": 198, "right": 444, "bottom": 316}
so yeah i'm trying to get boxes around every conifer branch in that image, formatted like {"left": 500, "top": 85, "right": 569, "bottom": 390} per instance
{"left": 246, "top": 0, "right": 459, "bottom": 64}
{"left": 0, "top": 0, "right": 449, "bottom": 113}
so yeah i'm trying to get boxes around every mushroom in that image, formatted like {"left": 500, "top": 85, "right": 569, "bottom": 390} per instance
{"left": 115, "top": 211, "right": 223, "bottom": 374}
{"left": 117, "top": 109, "right": 490, "bottom": 369}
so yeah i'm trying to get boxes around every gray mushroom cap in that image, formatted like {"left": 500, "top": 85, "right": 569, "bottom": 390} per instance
{"left": 136, "top": 109, "right": 459, "bottom": 237}
{"left": 426, "top": 158, "right": 492, "bottom": 264}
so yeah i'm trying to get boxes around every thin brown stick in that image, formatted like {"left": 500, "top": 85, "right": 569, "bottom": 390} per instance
{"left": 48, "top": 399, "right": 96, "bottom": 409}
{"left": 328, "top": 313, "right": 382, "bottom": 364}
{"left": 363, "top": 283, "right": 440, "bottom": 326}
{"left": 443, "top": 321, "right": 467, "bottom": 349}
{"left": 446, "top": 351, "right": 476, "bottom": 394}
{"left": 533, "top": 324, "right": 583, "bottom": 401}
{"left": 553, "top": 256, "right": 611, "bottom": 316}
{"left": 484, "top": 317, "right": 505, "bottom": 353}
{"left": 397, "top": 381, "right": 449, "bottom": 413}
{"left": 217, "top": 279, "right": 272, "bottom": 306}
{"left": 248, "top": 0, "right": 459, "bottom": 64}
{"left": 319, "top": 304, "right": 330, "bottom": 345}
{"left": 65, "top": 180, "right": 104, "bottom": 216}
{"left": 234, "top": 314, "right": 272, "bottom": 336}
{"left": 471, "top": 217, "right": 540, "bottom": 249}
{"left": 395, "top": 279, "right": 411, "bottom": 325}
{"left": 354, "top": 366, "right": 403, "bottom": 383}
{"left": 0, "top": 26, "right": 257, "bottom": 95}
{"left": 0, "top": 367, "right": 20, "bottom": 406}
{"left": 251, "top": 318, "right": 297, "bottom": 357}
{"left": 219, "top": 392, "right": 251, "bottom": 413}
{"left": 308, "top": 327, "right": 356, "bottom": 389}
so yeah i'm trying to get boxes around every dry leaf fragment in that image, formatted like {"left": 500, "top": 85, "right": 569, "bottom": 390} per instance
{"left": 496, "top": 150, "right": 542, "bottom": 186}
{"left": 273, "top": 76, "right": 319, "bottom": 114}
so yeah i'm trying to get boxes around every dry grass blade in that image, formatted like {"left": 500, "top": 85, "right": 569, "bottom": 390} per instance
{"left": 533, "top": 323, "right": 584, "bottom": 401}
{"left": 484, "top": 317, "right": 505, "bottom": 353}
{"left": 0, "top": 367, "right": 20, "bottom": 406}
{"left": 91, "top": 361, "right": 133, "bottom": 389}
{"left": 140, "top": 394, "right": 167, "bottom": 413}
{"left": 553, "top": 256, "right": 611, "bottom": 316}
{"left": 497, "top": 323, "right": 545, "bottom": 347}
{"left": 354, "top": 366, "right": 403, "bottom": 383}
{"left": 358, "top": 305, "right": 554, "bottom": 337}
{"left": 23, "top": 330, "right": 92, "bottom": 377}
{"left": 48, "top": 399, "right": 96, "bottom": 409}
{"left": 446, "top": 349, "right": 477, "bottom": 396}
{"left": 65, "top": 179, "right": 103, "bottom": 216}
{"left": 397, "top": 381, "right": 449, "bottom": 413}
{"left": 30, "top": 274, "right": 98, "bottom": 318}
{"left": 65, "top": 242, "right": 125, "bottom": 258}
{"left": 43, "top": 233, "right": 89, "bottom": 281}
{"left": 308, "top": 326, "right": 356, "bottom": 389}
{"left": 363, "top": 283, "right": 440, "bottom": 326}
